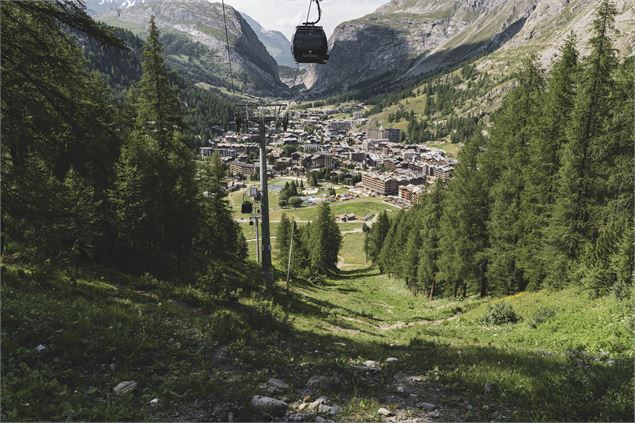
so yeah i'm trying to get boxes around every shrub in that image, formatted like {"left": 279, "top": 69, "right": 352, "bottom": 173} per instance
{"left": 480, "top": 302, "right": 520, "bottom": 325}
{"left": 528, "top": 306, "right": 556, "bottom": 328}
{"left": 278, "top": 199, "right": 288, "bottom": 208}
{"left": 288, "top": 196, "right": 303, "bottom": 208}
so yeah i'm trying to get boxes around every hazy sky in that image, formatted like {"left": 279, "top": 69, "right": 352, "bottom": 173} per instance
{"left": 222, "top": 0, "right": 390, "bottom": 40}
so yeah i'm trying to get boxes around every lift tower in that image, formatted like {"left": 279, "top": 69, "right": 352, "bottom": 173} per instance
{"left": 237, "top": 102, "right": 289, "bottom": 287}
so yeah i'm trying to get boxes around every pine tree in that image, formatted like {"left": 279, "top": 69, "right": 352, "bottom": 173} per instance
{"left": 365, "top": 210, "right": 390, "bottom": 269}
{"left": 483, "top": 56, "right": 544, "bottom": 294}
{"left": 276, "top": 214, "right": 292, "bottom": 271}
{"left": 416, "top": 182, "right": 445, "bottom": 299}
{"left": 308, "top": 202, "right": 342, "bottom": 274}
{"left": 438, "top": 135, "right": 489, "bottom": 297}
{"left": 543, "top": 0, "right": 620, "bottom": 288}
{"left": 518, "top": 35, "right": 579, "bottom": 289}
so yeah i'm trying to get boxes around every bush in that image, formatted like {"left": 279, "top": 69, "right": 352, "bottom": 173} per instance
{"left": 278, "top": 199, "right": 288, "bottom": 208}
{"left": 288, "top": 196, "right": 303, "bottom": 208}
{"left": 528, "top": 306, "right": 557, "bottom": 328}
{"left": 481, "top": 302, "right": 520, "bottom": 325}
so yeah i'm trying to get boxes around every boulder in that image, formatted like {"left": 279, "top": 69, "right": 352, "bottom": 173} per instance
{"left": 268, "top": 378, "right": 290, "bottom": 390}
{"left": 250, "top": 395, "right": 288, "bottom": 417}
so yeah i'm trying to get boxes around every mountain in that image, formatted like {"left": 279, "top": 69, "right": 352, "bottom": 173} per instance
{"left": 305, "top": 0, "right": 634, "bottom": 96}
{"left": 240, "top": 12, "right": 295, "bottom": 68}
{"left": 88, "top": 0, "right": 287, "bottom": 95}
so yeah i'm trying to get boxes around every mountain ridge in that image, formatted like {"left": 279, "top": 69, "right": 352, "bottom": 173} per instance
{"left": 305, "top": 0, "right": 634, "bottom": 96}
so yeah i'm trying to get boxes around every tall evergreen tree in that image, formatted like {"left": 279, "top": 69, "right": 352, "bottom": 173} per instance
{"left": 416, "top": 182, "right": 445, "bottom": 299}
{"left": 518, "top": 35, "right": 579, "bottom": 289}
{"left": 543, "top": 0, "right": 620, "bottom": 288}
{"left": 365, "top": 211, "right": 390, "bottom": 269}
{"left": 438, "top": 135, "right": 489, "bottom": 297}
{"left": 308, "top": 202, "right": 342, "bottom": 274}
{"left": 276, "top": 214, "right": 292, "bottom": 271}
{"left": 483, "top": 57, "right": 544, "bottom": 294}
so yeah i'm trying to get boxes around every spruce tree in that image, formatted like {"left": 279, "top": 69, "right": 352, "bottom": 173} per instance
{"left": 416, "top": 182, "right": 445, "bottom": 299}
{"left": 518, "top": 35, "right": 579, "bottom": 289}
{"left": 308, "top": 202, "right": 342, "bottom": 274}
{"left": 276, "top": 214, "right": 292, "bottom": 271}
{"left": 438, "top": 135, "right": 489, "bottom": 297}
{"left": 365, "top": 210, "right": 390, "bottom": 268}
{"left": 543, "top": 0, "right": 619, "bottom": 287}
{"left": 483, "top": 56, "right": 544, "bottom": 294}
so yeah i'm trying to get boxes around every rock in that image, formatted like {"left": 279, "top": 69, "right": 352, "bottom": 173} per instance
{"left": 113, "top": 380, "right": 137, "bottom": 395}
{"left": 418, "top": 402, "right": 437, "bottom": 411}
{"left": 334, "top": 342, "right": 347, "bottom": 346}
{"left": 227, "top": 411, "right": 234, "bottom": 422}
{"left": 396, "top": 386, "right": 405, "bottom": 393}
{"left": 308, "top": 396, "right": 328, "bottom": 412}
{"left": 303, "top": 395, "right": 313, "bottom": 402}
{"left": 378, "top": 407, "right": 394, "bottom": 416}
{"left": 213, "top": 404, "right": 228, "bottom": 420}
{"left": 268, "top": 378, "right": 290, "bottom": 390}
{"left": 35, "top": 344, "right": 46, "bottom": 353}
{"left": 298, "top": 402, "right": 309, "bottom": 411}
{"left": 315, "top": 417, "right": 334, "bottom": 423}
{"left": 317, "top": 404, "right": 340, "bottom": 415}
{"left": 484, "top": 382, "right": 494, "bottom": 394}
{"left": 385, "top": 357, "right": 399, "bottom": 364}
{"left": 149, "top": 398, "right": 159, "bottom": 406}
{"left": 363, "top": 360, "right": 380, "bottom": 369}
{"left": 286, "top": 413, "right": 305, "bottom": 422}
{"left": 250, "top": 395, "right": 288, "bottom": 417}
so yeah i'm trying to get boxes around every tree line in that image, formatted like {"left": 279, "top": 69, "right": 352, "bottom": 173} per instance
{"left": 2, "top": 1, "right": 245, "bottom": 280}
{"left": 365, "top": 1, "right": 633, "bottom": 299}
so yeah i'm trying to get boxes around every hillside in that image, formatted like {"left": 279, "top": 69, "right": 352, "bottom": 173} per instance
{"left": 240, "top": 12, "right": 295, "bottom": 68}
{"left": 305, "top": 0, "right": 634, "bottom": 96}
{"left": 93, "top": 0, "right": 287, "bottom": 95}
{"left": 3, "top": 258, "right": 632, "bottom": 421}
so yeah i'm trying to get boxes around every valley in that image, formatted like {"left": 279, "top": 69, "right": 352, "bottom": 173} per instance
{"left": 2, "top": 0, "right": 634, "bottom": 422}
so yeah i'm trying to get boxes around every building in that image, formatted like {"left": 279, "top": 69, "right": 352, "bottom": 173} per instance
{"left": 368, "top": 127, "right": 401, "bottom": 142}
{"left": 362, "top": 173, "right": 398, "bottom": 195}
{"left": 303, "top": 153, "right": 336, "bottom": 170}
{"left": 349, "top": 152, "right": 365, "bottom": 162}
{"left": 399, "top": 184, "right": 425, "bottom": 203}
{"left": 230, "top": 161, "right": 259, "bottom": 177}
{"left": 329, "top": 120, "right": 353, "bottom": 132}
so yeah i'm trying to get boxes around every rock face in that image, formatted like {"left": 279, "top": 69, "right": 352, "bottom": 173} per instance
{"left": 240, "top": 12, "right": 295, "bottom": 68}
{"left": 92, "top": 0, "right": 286, "bottom": 95}
{"left": 305, "top": 0, "right": 635, "bottom": 95}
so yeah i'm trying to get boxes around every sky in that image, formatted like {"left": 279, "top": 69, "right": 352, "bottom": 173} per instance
{"left": 221, "top": 0, "right": 390, "bottom": 40}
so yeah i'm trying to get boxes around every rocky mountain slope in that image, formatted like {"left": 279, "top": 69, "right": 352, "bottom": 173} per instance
{"left": 240, "top": 12, "right": 295, "bottom": 68}
{"left": 305, "top": 0, "right": 634, "bottom": 96}
{"left": 90, "top": 0, "right": 287, "bottom": 95}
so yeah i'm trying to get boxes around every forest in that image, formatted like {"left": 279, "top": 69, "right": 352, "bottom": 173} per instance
{"left": 365, "top": 1, "right": 633, "bottom": 300}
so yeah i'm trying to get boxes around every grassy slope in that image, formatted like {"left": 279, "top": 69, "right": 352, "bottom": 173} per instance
{"left": 2, "top": 254, "right": 632, "bottom": 421}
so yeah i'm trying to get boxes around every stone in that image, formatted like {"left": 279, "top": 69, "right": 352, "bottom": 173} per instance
{"left": 418, "top": 402, "right": 437, "bottom": 411}
{"left": 385, "top": 357, "right": 399, "bottom": 364}
{"left": 268, "top": 378, "right": 290, "bottom": 390}
{"left": 396, "top": 386, "right": 405, "bottom": 393}
{"left": 307, "top": 375, "right": 340, "bottom": 391}
{"left": 315, "top": 417, "right": 334, "bottom": 423}
{"left": 250, "top": 395, "right": 288, "bottom": 417}
{"left": 227, "top": 411, "right": 234, "bottom": 422}
{"left": 363, "top": 360, "right": 380, "bottom": 369}
{"left": 149, "top": 398, "right": 159, "bottom": 407}
{"left": 113, "top": 380, "right": 137, "bottom": 395}
{"left": 378, "top": 407, "right": 394, "bottom": 416}
{"left": 298, "top": 402, "right": 308, "bottom": 411}
{"left": 318, "top": 404, "right": 340, "bottom": 415}
{"left": 308, "top": 396, "right": 328, "bottom": 412}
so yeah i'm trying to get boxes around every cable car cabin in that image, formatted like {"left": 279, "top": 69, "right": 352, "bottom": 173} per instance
{"left": 292, "top": 25, "right": 329, "bottom": 64}
{"left": 241, "top": 201, "right": 253, "bottom": 214}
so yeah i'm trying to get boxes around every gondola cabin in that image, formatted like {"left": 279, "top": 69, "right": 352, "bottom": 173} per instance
{"left": 292, "top": 25, "right": 329, "bottom": 64}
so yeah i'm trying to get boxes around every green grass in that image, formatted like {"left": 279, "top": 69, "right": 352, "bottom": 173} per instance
{"left": 3, "top": 236, "right": 632, "bottom": 421}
